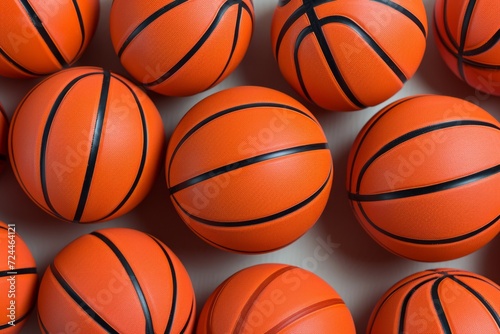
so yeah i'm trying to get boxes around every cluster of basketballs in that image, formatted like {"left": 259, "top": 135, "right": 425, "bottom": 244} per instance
{"left": 0, "top": 0, "right": 499, "bottom": 333}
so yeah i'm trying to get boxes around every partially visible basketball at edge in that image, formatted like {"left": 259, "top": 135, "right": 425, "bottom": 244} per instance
{"left": 37, "top": 228, "right": 196, "bottom": 333}
{"left": 197, "top": 263, "right": 356, "bottom": 333}
{"left": 0, "top": 104, "right": 8, "bottom": 173}
{"left": 434, "top": 0, "right": 500, "bottom": 96}
{"left": 271, "top": 0, "right": 428, "bottom": 111}
{"left": 347, "top": 95, "right": 500, "bottom": 262}
{"left": 110, "top": 0, "right": 254, "bottom": 96}
{"left": 0, "top": 221, "right": 37, "bottom": 334}
{"left": 368, "top": 268, "right": 500, "bottom": 333}
{"left": 0, "top": 0, "right": 99, "bottom": 78}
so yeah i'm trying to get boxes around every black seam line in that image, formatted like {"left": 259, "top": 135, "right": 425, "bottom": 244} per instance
{"left": 117, "top": 0, "right": 189, "bottom": 58}
{"left": 37, "top": 310, "right": 49, "bottom": 334}
{"left": 73, "top": 71, "right": 111, "bottom": 222}
{"left": 370, "top": 0, "right": 427, "bottom": 37}
{"left": 233, "top": 266, "right": 296, "bottom": 333}
{"left": 166, "top": 102, "right": 317, "bottom": 186}
{"left": 10, "top": 81, "right": 59, "bottom": 215}
{"left": 433, "top": 12, "right": 500, "bottom": 70}
{"left": 175, "top": 209, "right": 296, "bottom": 253}
{"left": 209, "top": 0, "right": 243, "bottom": 88}
{"left": 0, "top": 267, "right": 37, "bottom": 277}
{"left": 458, "top": 0, "right": 477, "bottom": 80}
{"left": 464, "top": 29, "right": 500, "bottom": 56}
{"left": 433, "top": 12, "right": 458, "bottom": 56}
{"left": 301, "top": 9, "right": 365, "bottom": 108}
{"left": 294, "top": 26, "right": 315, "bottom": 102}
{"left": 91, "top": 232, "right": 154, "bottom": 334}
{"left": 347, "top": 96, "right": 420, "bottom": 192}
{"left": 398, "top": 277, "right": 438, "bottom": 334}
{"left": 354, "top": 119, "right": 500, "bottom": 194}
{"left": 367, "top": 271, "right": 439, "bottom": 333}
{"left": 144, "top": 0, "right": 243, "bottom": 87}
{"left": 180, "top": 298, "right": 195, "bottom": 334}
{"left": 440, "top": 1, "right": 500, "bottom": 75}
{"left": 350, "top": 163, "right": 500, "bottom": 202}
{"left": 169, "top": 143, "right": 329, "bottom": 194}
{"left": 455, "top": 57, "right": 500, "bottom": 70}
{"left": 319, "top": 15, "right": 408, "bottom": 83}
{"left": 274, "top": 0, "right": 332, "bottom": 58}
{"left": 148, "top": 235, "right": 178, "bottom": 334}
{"left": 71, "top": 0, "right": 86, "bottom": 58}
{"left": 85, "top": 74, "right": 149, "bottom": 224}
{"left": 431, "top": 276, "right": 453, "bottom": 333}
{"left": 50, "top": 263, "right": 119, "bottom": 334}
{"left": 206, "top": 1, "right": 253, "bottom": 91}
{"left": 0, "top": 47, "right": 42, "bottom": 76}
{"left": 40, "top": 71, "right": 104, "bottom": 222}
{"left": 450, "top": 276, "right": 500, "bottom": 328}
{"left": 442, "top": 0, "right": 460, "bottom": 51}
{"left": 176, "top": 166, "right": 332, "bottom": 228}
{"left": 266, "top": 298, "right": 345, "bottom": 333}
{"left": 19, "top": 0, "right": 67, "bottom": 67}
{"left": 0, "top": 305, "right": 34, "bottom": 329}
{"left": 452, "top": 273, "right": 500, "bottom": 292}
{"left": 208, "top": 277, "right": 235, "bottom": 334}
{"left": 357, "top": 198, "right": 500, "bottom": 244}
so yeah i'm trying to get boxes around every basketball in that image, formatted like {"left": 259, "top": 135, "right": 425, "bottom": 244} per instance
{"left": 368, "top": 268, "right": 500, "bottom": 333}
{"left": 165, "top": 86, "right": 333, "bottom": 253}
{"left": 347, "top": 95, "right": 500, "bottom": 262}
{"left": 197, "top": 263, "right": 356, "bottom": 333}
{"left": 0, "top": 104, "right": 8, "bottom": 173}
{"left": 110, "top": 0, "right": 254, "bottom": 97}
{"left": 434, "top": 0, "right": 500, "bottom": 96}
{"left": 0, "top": 0, "right": 99, "bottom": 78}
{"left": 37, "top": 228, "right": 196, "bottom": 333}
{"left": 8, "top": 67, "right": 165, "bottom": 224}
{"left": 0, "top": 221, "right": 37, "bottom": 334}
{"left": 271, "top": 0, "right": 428, "bottom": 111}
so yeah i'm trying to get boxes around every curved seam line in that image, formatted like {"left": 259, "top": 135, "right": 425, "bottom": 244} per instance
{"left": 354, "top": 119, "right": 500, "bottom": 195}
{"left": 91, "top": 232, "right": 154, "bottom": 334}
{"left": 49, "top": 263, "right": 119, "bottom": 333}
{"left": 355, "top": 201, "right": 500, "bottom": 244}
{"left": 39, "top": 71, "right": 104, "bottom": 222}
{"left": 87, "top": 74, "right": 150, "bottom": 223}
{"left": 166, "top": 102, "right": 317, "bottom": 186}
{"left": 117, "top": 0, "right": 189, "bottom": 57}
{"left": 73, "top": 71, "right": 111, "bottom": 222}
{"left": 174, "top": 166, "right": 332, "bottom": 227}
{"left": 143, "top": 0, "right": 243, "bottom": 87}
{"left": 169, "top": 143, "right": 329, "bottom": 194}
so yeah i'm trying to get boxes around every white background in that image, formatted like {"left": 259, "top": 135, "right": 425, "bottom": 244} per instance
{"left": 1, "top": 0, "right": 499, "bottom": 333}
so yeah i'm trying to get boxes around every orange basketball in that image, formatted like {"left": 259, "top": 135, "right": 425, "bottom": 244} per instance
{"left": 110, "top": 0, "right": 254, "bottom": 97}
{"left": 37, "top": 228, "right": 196, "bottom": 333}
{"left": 368, "top": 268, "right": 500, "bottom": 333}
{"left": 271, "top": 0, "right": 428, "bottom": 111}
{"left": 434, "top": 0, "right": 500, "bottom": 96}
{"left": 197, "top": 263, "right": 356, "bottom": 333}
{"left": 0, "top": 0, "right": 99, "bottom": 78}
{"left": 346, "top": 95, "right": 500, "bottom": 262}
{"left": 165, "top": 86, "right": 333, "bottom": 253}
{"left": 0, "top": 104, "right": 8, "bottom": 173}
{"left": 0, "top": 221, "right": 37, "bottom": 334}
{"left": 9, "top": 67, "right": 165, "bottom": 223}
